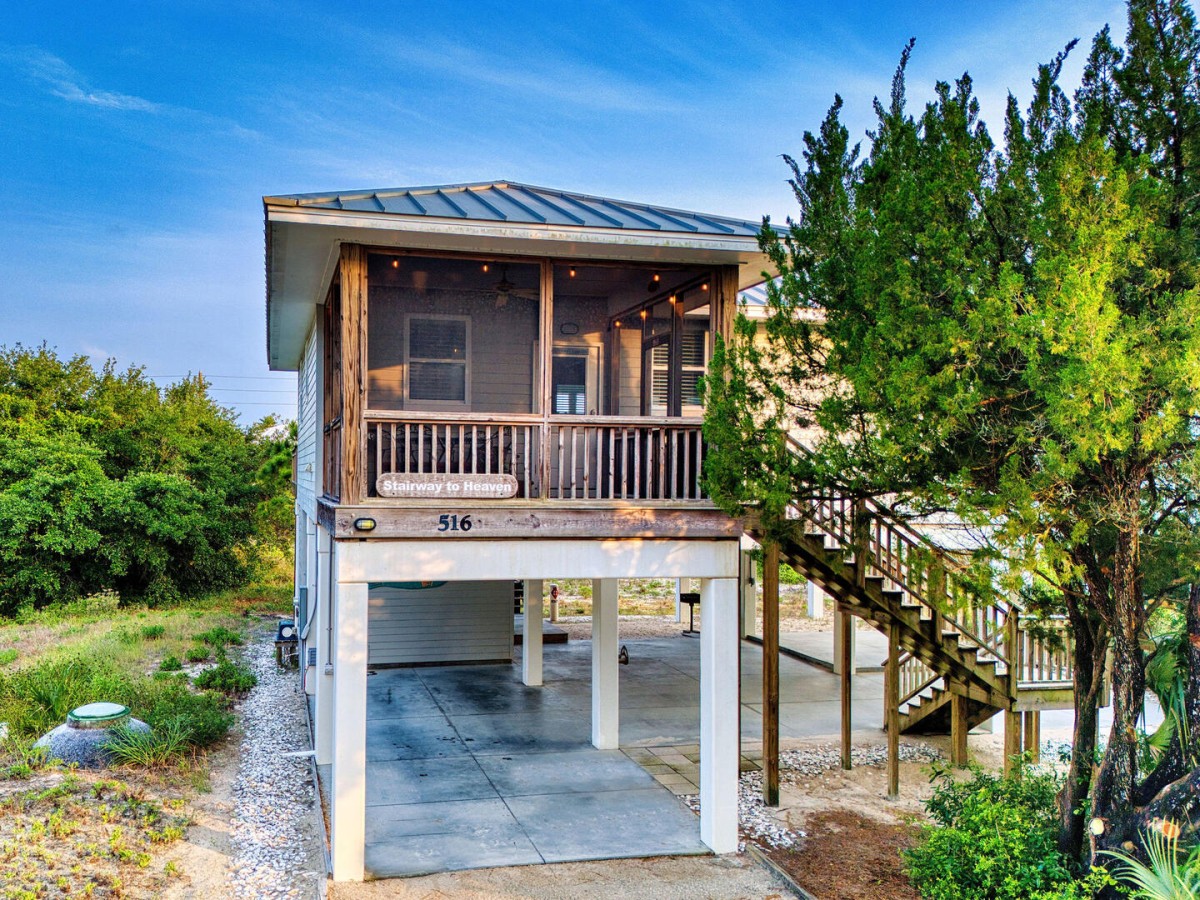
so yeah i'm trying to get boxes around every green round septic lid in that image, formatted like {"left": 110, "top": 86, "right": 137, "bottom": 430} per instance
{"left": 67, "top": 702, "right": 130, "bottom": 728}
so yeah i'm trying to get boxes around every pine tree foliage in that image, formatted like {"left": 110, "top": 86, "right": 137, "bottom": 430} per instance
{"left": 705, "top": 0, "right": 1200, "bottom": 863}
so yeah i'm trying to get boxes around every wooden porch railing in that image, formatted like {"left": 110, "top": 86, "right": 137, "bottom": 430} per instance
{"left": 362, "top": 413, "right": 709, "bottom": 502}
{"left": 366, "top": 414, "right": 541, "bottom": 499}
{"left": 547, "top": 417, "right": 706, "bottom": 501}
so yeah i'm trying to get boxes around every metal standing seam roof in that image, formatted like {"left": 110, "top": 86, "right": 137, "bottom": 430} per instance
{"left": 264, "top": 180, "right": 766, "bottom": 238}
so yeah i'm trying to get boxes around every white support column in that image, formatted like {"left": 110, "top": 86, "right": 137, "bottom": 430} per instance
{"left": 674, "top": 578, "right": 683, "bottom": 623}
{"left": 740, "top": 550, "right": 756, "bottom": 638}
{"left": 523, "top": 579, "right": 544, "bottom": 687}
{"left": 313, "top": 527, "right": 334, "bottom": 764}
{"left": 806, "top": 580, "right": 825, "bottom": 619}
{"left": 833, "top": 605, "right": 857, "bottom": 676}
{"left": 699, "top": 576, "right": 739, "bottom": 854}
{"left": 591, "top": 578, "right": 619, "bottom": 749}
{"left": 330, "top": 567, "right": 369, "bottom": 882}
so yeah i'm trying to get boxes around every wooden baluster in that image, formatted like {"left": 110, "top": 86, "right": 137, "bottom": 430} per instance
{"left": 372, "top": 423, "right": 381, "bottom": 491}
{"left": 570, "top": 426, "right": 578, "bottom": 499}
{"left": 669, "top": 429, "right": 678, "bottom": 500}
{"left": 583, "top": 427, "right": 592, "bottom": 501}
{"left": 417, "top": 425, "right": 424, "bottom": 474}
{"left": 696, "top": 431, "right": 704, "bottom": 499}
{"left": 620, "top": 428, "right": 628, "bottom": 499}
{"left": 608, "top": 427, "right": 615, "bottom": 500}
{"left": 556, "top": 426, "right": 564, "bottom": 499}
{"left": 686, "top": 427, "right": 696, "bottom": 501}
{"left": 523, "top": 426, "right": 532, "bottom": 497}
{"left": 633, "top": 428, "right": 641, "bottom": 501}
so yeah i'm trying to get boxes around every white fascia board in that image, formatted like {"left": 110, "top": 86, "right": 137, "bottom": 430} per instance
{"left": 335, "top": 537, "right": 740, "bottom": 583}
{"left": 265, "top": 206, "right": 765, "bottom": 258}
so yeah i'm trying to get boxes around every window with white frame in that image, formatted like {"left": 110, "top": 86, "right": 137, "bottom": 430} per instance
{"left": 406, "top": 315, "right": 469, "bottom": 406}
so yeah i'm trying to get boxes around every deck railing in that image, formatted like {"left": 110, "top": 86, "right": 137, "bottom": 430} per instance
{"left": 363, "top": 413, "right": 709, "bottom": 502}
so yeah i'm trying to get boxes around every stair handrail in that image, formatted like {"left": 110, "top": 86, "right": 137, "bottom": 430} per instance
{"left": 897, "top": 652, "right": 941, "bottom": 708}
{"left": 781, "top": 435, "right": 1015, "bottom": 670}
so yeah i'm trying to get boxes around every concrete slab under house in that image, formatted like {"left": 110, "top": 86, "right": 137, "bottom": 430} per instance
{"left": 266, "top": 180, "right": 1088, "bottom": 883}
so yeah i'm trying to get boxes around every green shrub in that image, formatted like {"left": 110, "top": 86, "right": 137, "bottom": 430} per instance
{"left": 136, "top": 683, "right": 234, "bottom": 749}
{"left": 0, "top": 648, "right": 16, "bottom": 666}
{"left": 195, "top": 626, "right": 242, "bottom": 648}
{"left": 779, "top": 563, "right": 804, "bottom": 585}
{"left": 140, "top": 625, "right": 166, "bottom": 640}
{"left": 194, "top": 658, "right": 255, "bottom": 695}
{"left": 904, "top": 764, "right": 1090, "bottom": 900}
{"left": 0, "top": 656, "right": 122, "bottom": 736}
{"left": 184, "top": 645, "right": 210, "bottom": 663}
{"left": 158, "top": 655, "right": 182, "bottom": 672}
{"left": 103, "top": 721, "right": 190, "bottom": 767}
{"left": 0, "top": 654, "right": 234, "bottom": 750}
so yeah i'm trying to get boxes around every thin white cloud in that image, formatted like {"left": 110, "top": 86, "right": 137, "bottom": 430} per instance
{"left": 2, "top": 45, "right": 162, "bottom": 112}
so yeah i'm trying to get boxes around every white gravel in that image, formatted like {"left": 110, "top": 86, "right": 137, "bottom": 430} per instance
{"left": 227, "top": 631, "right": 325, "bottom": 900}
{"left": 684, "top": 740, "right": 943, "bottom": 851}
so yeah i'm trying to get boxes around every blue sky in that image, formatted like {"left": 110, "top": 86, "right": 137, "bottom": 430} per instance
{"left": 0, "top": 1, "right": 1125, "bottom": 423}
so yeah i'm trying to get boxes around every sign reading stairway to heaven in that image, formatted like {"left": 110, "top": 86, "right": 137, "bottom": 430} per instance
{"left": 376, "top": 472, "right": 519, "bottom": 500}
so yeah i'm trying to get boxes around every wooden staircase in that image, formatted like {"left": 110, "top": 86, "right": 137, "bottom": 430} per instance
{"left": 748, "top": 439, "right": 1076, "bottom": 738}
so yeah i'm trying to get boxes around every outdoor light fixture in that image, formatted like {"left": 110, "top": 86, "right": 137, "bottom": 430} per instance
{"left": 391, "top": 259, "right": 400, "bottom": 269}
{"left": 482, "top": 263, "right": 490, "bottom": 273}
{"left": 640, "top": 309, "right": 647, "bottom": 319}
{"left": 702, "top": 282, "right": 709, "bottom": 291}
{"left": 569, "top": 268, "right": 576, "bottom": 277}
{"left": 647, "top": 272, "right": 660, "bottom": 292}
{"left": 669, "top": 294, "right": 676, "bottom": 303}
{"left": 614, "top": 320, "right": 621, "bottom": 327}
{"left": 353, "top": 517, "right": 377, "bottom": 532}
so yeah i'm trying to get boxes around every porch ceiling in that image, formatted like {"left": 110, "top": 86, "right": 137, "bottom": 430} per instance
{"left": 264, "top": 181, "right": 776, "bottom": 370}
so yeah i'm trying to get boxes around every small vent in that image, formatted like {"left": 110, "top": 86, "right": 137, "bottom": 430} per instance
{"left": 307, "top": 647, "right": 318, "bottom": 668}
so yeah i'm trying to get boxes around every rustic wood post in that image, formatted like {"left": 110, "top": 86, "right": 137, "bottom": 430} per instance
{"left": 338, "top": 245, "right": 368, "bottom": 505}
{"left": 950, "top": 680, "right": 968, "bottom": 767}
{"left": 1004, "top": 609, "right": 1022, "bottom": 777}
{"left": 1023, "top": 711, "right": 1041, "bottom": 764}
{"left": 885, "top": 623, "right": 900, "bottom": 799}
{"left": 840, "top": 605, "right": 853, "bottom": 770}
{"left": 763, "top": 542, "right": 780, "bottom": 806}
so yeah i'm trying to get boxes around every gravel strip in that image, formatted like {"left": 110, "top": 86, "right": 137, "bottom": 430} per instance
{"left": 228, "top": 631, "right": 324, "bottom": 900}
{"left": 684, "top": 741, "right": 942, "bottom": 851}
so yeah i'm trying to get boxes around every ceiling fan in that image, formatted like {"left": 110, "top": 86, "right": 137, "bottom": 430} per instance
{"left": 493, "top": 265, "right": 538, "bottom": 307}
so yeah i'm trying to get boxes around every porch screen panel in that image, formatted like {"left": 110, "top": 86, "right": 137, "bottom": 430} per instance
{"left": 366, "top": 253, "right": 539, "bottom": 414}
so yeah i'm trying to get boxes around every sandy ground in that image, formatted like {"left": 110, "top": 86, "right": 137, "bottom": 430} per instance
{"left": 328, "top": 854, "right": 790, "bottom": 900}
{"left": 161, "top": 739, "right": 240, "bottom": 899}
{"left": 770, "top": 739, "right": 938, "bottom": 832}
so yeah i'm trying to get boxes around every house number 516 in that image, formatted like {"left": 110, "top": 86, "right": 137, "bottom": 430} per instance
{"left": 436, "top": 514, "right": 473, "bottom": 532}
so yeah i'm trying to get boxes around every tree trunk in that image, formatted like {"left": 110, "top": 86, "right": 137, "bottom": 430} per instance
{"left": 1058, "top": 591, "right": 1105, "bottom": 863}
{"left": 1091, "top": 525, "right": 1148, "bottom": 860}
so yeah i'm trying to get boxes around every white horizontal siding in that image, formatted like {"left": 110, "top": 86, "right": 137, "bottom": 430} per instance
{"left": 368, "top": 581, "right": 513, "bottom": 666}
{"left": 296, "top": 322, "right": 320, "bottom": 518}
